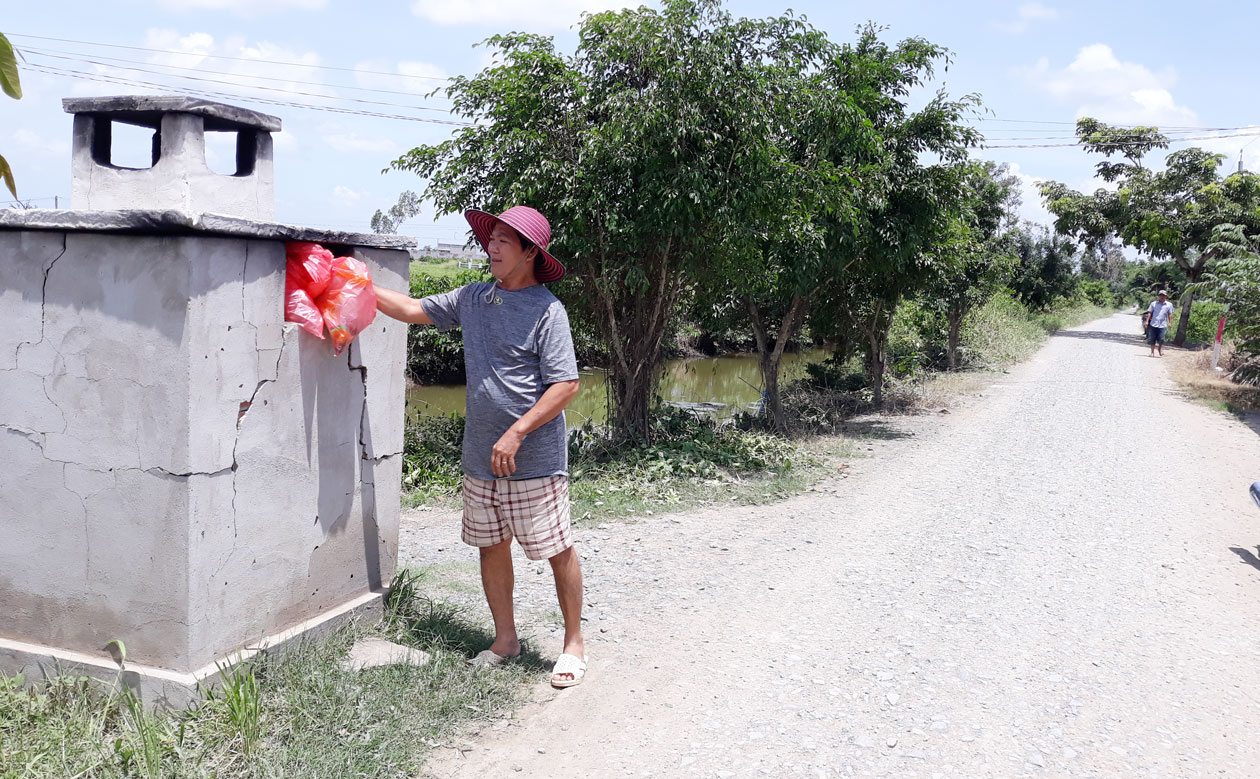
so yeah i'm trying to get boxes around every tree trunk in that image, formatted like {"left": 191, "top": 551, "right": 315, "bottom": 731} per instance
{"left": 946, "top": 308, "right": 963, "bottom": 371}
{"left": 747, "top": 295, "right": 807, "bottom": 434}
{"left": 1171, "top": 288, "right": 1195, "bottom": 347}
{"left": 585, "top": 240, "right": 681, "bottom": 443}
{"left": 860, "top": 298, "right": 894, "bottom": 406}
{"left": 867, "top": 330, "right": 887, "bottom": 405}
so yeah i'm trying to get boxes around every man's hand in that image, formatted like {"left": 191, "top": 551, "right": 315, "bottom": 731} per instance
{"left": 490, "top": 429, "right": 525, "bottom": 478}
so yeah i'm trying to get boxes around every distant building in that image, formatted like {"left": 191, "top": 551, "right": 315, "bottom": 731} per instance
{"left": 419, "top": 241, "right": 483, "bottom": 260}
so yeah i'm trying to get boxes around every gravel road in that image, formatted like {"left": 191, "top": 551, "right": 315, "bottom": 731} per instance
{"left": 403, "top": 312, "right": 1260, "bottom": 778}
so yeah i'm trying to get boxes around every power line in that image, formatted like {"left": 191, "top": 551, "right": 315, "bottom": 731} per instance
{"left": 23, "top": 63, "right": 474, "bottom": 127}
{"left": 14, "top": 32, "right": 1257, "bottom": 153}
{"left": 7, "top": 32, "right": 453, "bottom": 83}
{"left": 984, "top": 130, "right": 1260, "bottom": 149}
{"left": 23, "top": 49, "right": 458, "bottom": 116}
{"left": 22, "top": 45, "right": 454, "bottom": 104}
{"left": 979, "top": 127, "right": 1251, "bottom": 142}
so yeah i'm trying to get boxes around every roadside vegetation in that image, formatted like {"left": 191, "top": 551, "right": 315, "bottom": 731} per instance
{"left": 402, "top": 289, "right": 1118, "bottom": 520}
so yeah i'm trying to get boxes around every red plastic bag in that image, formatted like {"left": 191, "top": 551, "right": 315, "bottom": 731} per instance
{"left": 317, "top": 257, "right": 377, "bottom": 356}
{"left": 284, "top": 242, "right": 335, "bottom": 339}
{"left": 285, "top": 242, "right": 334, "bottom": 298}
{"left": 285, "top": 284, "right": 325, "bottom": 339}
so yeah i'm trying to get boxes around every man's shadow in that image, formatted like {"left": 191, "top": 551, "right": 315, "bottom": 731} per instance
{"left": 1229, "top": 546, "right": 1260, "bottom": 572}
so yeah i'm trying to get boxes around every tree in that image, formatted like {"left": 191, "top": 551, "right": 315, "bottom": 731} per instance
{"left": 1041, "top": 118, "right": 1260, "bottom": 345}
{"left": 370, "top": 190, "right": 422, "bottom": 234}
{"left": 1007, "top": 223, "right": 1078, "bottom": 310}
{"left": 1191, "top": 224, "right": 1260, "bottom": 384}
{"left": 1, "top": 33, "right": 23, "bottom": 198}
{"left": 923, "top": 161, "right": 1019, "bottom": 369}
{"left": 390, "top": 0, "right": 847, "bottom": 440}
{"left": 811, "top": 27, "right": 982, "bottom": 403}
{"left": 697, "top": 28, "right": 878, "bottom": 432}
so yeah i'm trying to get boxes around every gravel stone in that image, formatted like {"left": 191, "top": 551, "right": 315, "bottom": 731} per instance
{"left": 408, "top": 314, "right": 1260, "bottom": 778}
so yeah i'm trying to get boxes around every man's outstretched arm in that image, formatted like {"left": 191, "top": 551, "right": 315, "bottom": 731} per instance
{"left": 374, "top": 284, "right": 433, "bottom": 325}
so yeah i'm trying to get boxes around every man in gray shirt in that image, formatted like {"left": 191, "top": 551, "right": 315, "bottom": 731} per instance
{"left": 1146, "top": 289, "right": 1175, "bottom": 357}
{"left": 374, "top": 206, "right": 587, "bottom": 688}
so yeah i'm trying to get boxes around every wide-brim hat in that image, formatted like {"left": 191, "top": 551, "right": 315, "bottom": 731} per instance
{"left": 464, "top": 205, "right": 566, "bottom": 283}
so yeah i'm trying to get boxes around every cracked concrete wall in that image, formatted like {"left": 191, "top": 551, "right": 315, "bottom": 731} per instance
{"left": 0, "top": 229, "right": 408, "bottom": 672}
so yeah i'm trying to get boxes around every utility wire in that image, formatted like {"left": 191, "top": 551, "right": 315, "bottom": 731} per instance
{"left": 984, "top": 130, "right": 1260, "bottom": 149}
{"left": 23, "top": 63, "right": 475, "bottom": 127}
{"left": 23, "top": 50, "right": 457, "bottom": 115}
{"left": 7, "top": 32, "right": 453, "bottom": 82}
{"left": 22, "top": 46, "right": 454, "bottom": 103}
{"left": 980, "top": 129, "right": 1249, "bottom": 142}
{"left": 14, "top": 33, "right": 1257, "bottom": 150}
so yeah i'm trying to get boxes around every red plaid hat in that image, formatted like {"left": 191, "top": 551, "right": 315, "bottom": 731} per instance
{"left": 464, "top": 206, "right": 566, "bottom": 283}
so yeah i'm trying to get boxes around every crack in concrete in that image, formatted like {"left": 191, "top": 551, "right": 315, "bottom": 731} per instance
{"left": 10, "top": 236, "right": 72, "bottom": 433}
{"left": 2, "top": 424, "right": 233, "bottom": 480}
{"left": 229, "top": 319, "right": 288, "bottom": 541}
{"left": 16, "top": 233, "right": 69, "bottom": 354}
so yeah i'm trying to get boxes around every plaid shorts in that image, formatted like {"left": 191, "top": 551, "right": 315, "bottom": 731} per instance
{"left": 461, "top": 474, "right": 572, "bottom": 561}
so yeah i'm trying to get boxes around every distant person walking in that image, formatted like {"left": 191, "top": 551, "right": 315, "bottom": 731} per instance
{"left": 1146, "top": 290, "right": 1175, "bottom": 357}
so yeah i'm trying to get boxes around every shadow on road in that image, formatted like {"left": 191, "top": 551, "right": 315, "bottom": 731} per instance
{"left": 1229, "top": 546, "right": 1260, "bottom": 572}
{"left": 1242, "top": 413, "right": 1260, "bottom": 440}
{"left": 839, "top": 419, "right": 915, "bottom": 441}
{"left": 1052, "top": 329, "right": 1147, "bottom": 348}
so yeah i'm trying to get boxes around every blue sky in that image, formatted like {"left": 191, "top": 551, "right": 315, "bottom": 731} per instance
{"left": 4, "top": 0, "right": 1258, "bottom": 249}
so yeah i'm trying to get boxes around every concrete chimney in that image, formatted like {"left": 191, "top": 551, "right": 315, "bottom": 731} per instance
{"left": 63, "top": 95, "right": 280, "bottom": 220}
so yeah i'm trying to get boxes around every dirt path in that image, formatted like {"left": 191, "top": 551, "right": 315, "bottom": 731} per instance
{"left": 404, "top": 312, "right": 1260, "bottom": 778}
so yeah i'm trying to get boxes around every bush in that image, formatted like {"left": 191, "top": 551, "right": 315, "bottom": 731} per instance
{"left": 886, "top": 299, "right": 942, "bottom": 377}
{"left": 399, "top": 406, "right": 798, "bottom": 501}
{"left": 402, "top": 414, "right": 465, "bottom": 497}
{"left": 568, "top": 406, "right": 797, "bottom": 482}
{"left": 406, "top": 270, "right": 485, "bottom": 384}
{"left": 1076, "top": 278, "right": 1117, "bottom": 307}
{"left": 1184, "top": 300, "right": 1231, "bottom": 345}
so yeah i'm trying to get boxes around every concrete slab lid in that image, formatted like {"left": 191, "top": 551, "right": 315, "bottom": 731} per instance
{"left": 62, "top": 95, "right": 283, "bottom": 133}
{"left": 339, "top": 638, "right": 431, "bottom": 671}
{"left": 0, "top": 208, "right": 416, "bottom": 250}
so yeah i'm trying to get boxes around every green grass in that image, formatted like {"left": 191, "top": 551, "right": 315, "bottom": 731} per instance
{"left": 0, "top": 572, "right": 545, "bottom": 779}
{"left": 961, "top": 295, "right": 1116, "bottom": 369}
{"left": 402, "top": 406, "right": 847, "bottom": 523}
{"left": 410, "top": 257, "right": 482, "bottom": 281}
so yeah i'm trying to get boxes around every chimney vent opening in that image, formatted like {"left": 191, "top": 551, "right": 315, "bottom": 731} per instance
{"left": 104, "top": 118, "right": 161, "bottom": 170}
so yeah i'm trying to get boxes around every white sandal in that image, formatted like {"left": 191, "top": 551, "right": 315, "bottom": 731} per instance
{"left": 550, "top": 653, "right": 587, "bottom": 688}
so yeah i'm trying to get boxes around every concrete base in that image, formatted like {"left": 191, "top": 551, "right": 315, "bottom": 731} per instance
{"left": 0, "top": 591, "right": 383, "bottom": 711}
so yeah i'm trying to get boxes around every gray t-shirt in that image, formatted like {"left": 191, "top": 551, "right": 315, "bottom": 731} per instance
{"left": 1148, "top": 300, "right": 1174, "bottom": 329}
{"left": 421, "top": 282, "right": 579, "bottom": 480}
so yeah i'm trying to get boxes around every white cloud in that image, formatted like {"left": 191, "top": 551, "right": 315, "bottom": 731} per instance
{"left": 272, "top": 131, "right": 298, "bottom": 152}
{"left": 141, "top": 28, "right": 332, "bottom": 104}
{"left": 320, "top": 129, "right": 399, "bottom": 154}
{"left": 332, "top": 185, "right": 364, "bottom": 204}
{"left": 1004, "top": 162, "right": 1056, "bottom": 228}
{"left": 353, "top": 59, "right": 448, "bottom": 99}
{"left": 1022, "top": 44, "right": 1198, "bottom": 128}
{"left": 12, "top": 129, "right": 68, "bottom": 157}
{"left": 410, "top": 0, "right": 635, "bottom": 29}
{"left": 1191, "top": 128, "right": 1260, "bottom": 174}
{"left": 992, "top": 2, "right": 1059, "bottom": 34}
{"left": 151, "top": 0, "right": 327, "bottom": 16}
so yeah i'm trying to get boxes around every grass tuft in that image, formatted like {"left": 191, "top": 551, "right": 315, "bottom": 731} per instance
{"left": 0, "top": 571, "right": 545, "bottom": 778}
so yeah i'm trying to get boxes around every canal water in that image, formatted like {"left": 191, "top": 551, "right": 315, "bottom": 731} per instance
{"left": 405, "top": 348, "right": 829, "bottom": 425}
